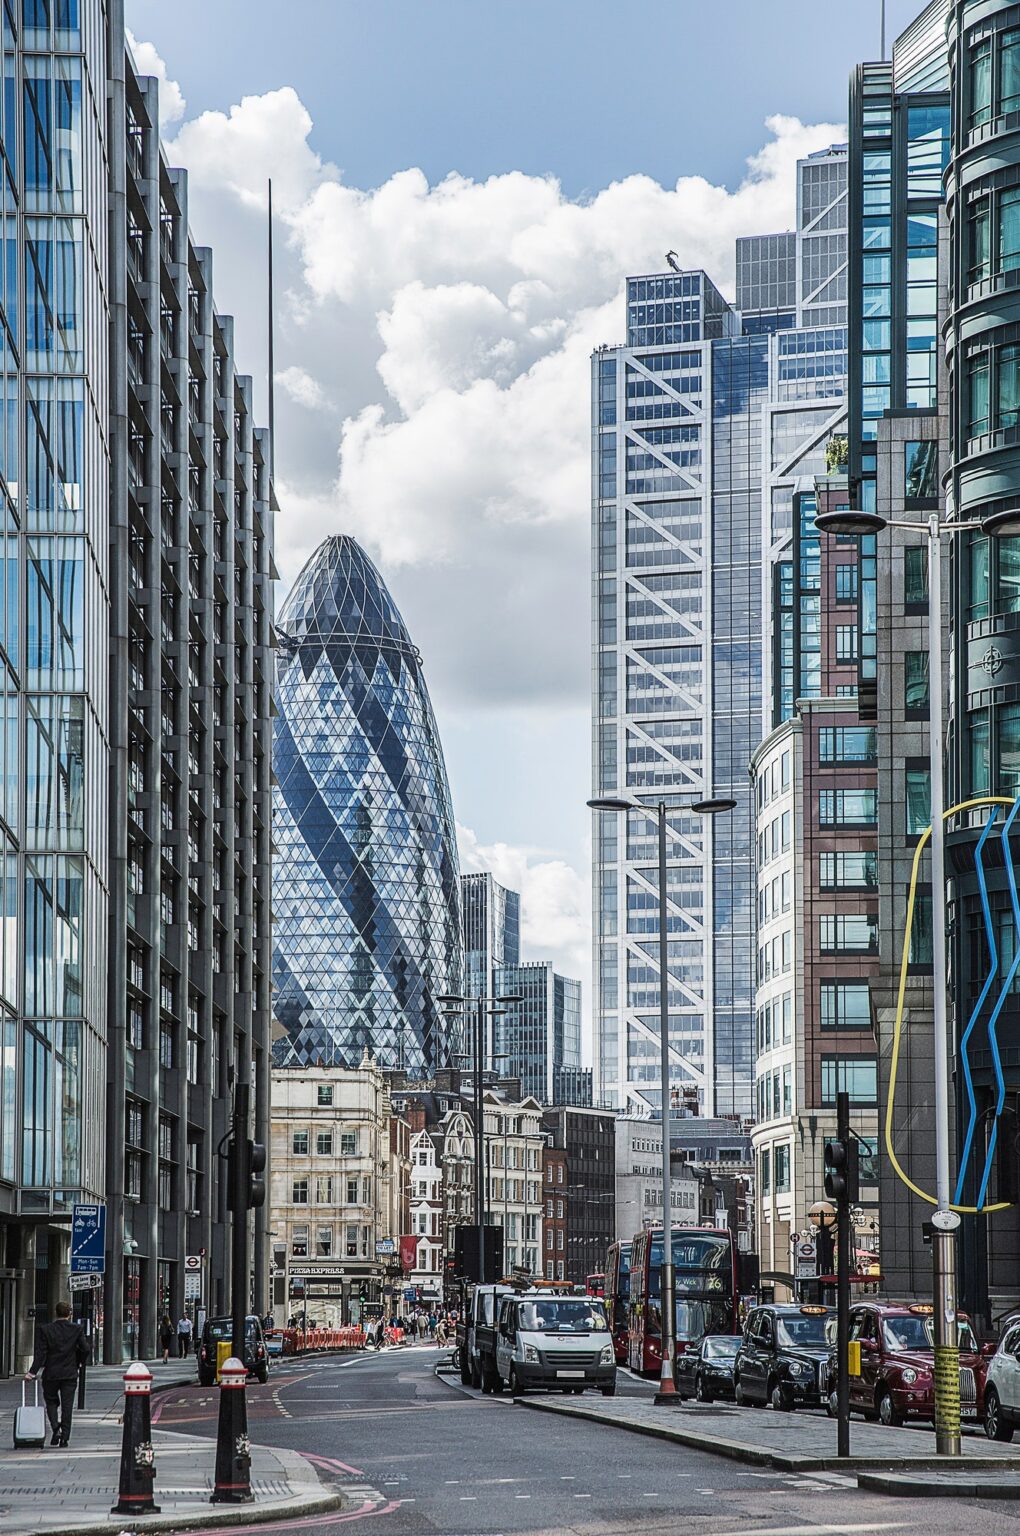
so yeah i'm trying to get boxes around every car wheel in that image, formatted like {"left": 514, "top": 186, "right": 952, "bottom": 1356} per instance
{"left": 826, "top": 1390, "right": 838, "bottom": 1419}
{"left": 770, "top": 1379, "right": 793, "bottom": 1412}
{"left": 256, "top": 1364, "right": 269, "bottom": 1384}
{"left": 601, "top": 1383, "right": 616, "bottom": 1397}
{"left": 734, "top": 1375, "right": 750, "bottom": 1406}
{"left": 695, "top": 1374, "right": 713, "bottom": 1404}
{"left": 986, "top": 1389, "right": 1015, "bottom": 1442}
{"left": 459, "top": 1349, "right": 471, "bottom": 1386}
{"left": 877, "top": 1389, "right": 904, "bottom": 1428}
{"left": 509, "top": 1367, "right": 521, "bottom": 1397}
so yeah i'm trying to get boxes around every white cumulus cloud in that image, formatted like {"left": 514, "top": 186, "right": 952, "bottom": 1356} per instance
{"left": 127, "top": 29, "right": 186, "bottom": 124}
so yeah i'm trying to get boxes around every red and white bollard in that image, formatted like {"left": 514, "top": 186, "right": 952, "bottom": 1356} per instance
{"left": 210, "top": 1356, "right": 253, "bottom": 1504}
{"left": 111, "top": 1362, "right": 160, "bottom": 1515}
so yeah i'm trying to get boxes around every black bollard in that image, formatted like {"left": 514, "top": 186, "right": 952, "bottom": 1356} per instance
{"left": 210, "top": 1356, "right": 253, "bottom": 1504}
{"left": 111, "top": 1362, "right": 160, "bottom": 1516}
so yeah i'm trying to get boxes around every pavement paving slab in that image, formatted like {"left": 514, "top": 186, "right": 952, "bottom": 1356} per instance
{"left": 518, "top": 1391, "right": 1020, "bottom": 1472}
{"left": 0, "top": 1370, "right": 343, "bottom": 1535}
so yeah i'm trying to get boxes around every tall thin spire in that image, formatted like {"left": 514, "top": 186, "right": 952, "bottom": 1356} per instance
{"left": 268, "top": 177, "right": 275, "bottom": 481}
{"left": 880, "top": 0, "right": 886, "bottom": 61}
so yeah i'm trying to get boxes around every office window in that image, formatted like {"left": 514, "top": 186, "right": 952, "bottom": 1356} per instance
{"left": 904, "top": 544, "right": 928, "bottom": 606}
{"left": 971, "top": 708, "right": 990, "bottom": 794}
{"left": 904, "top": 441, "right": 938, "bottom": 499}
{"left": 291, "top": 1225, "right": 308, "bottom": 1257}
{"left": 820, "top": 913, "right": 878, "bottom": 954}
{"left": 1001, "top": 187, "right": 1020, "bottom": 274}
{"left": 968, "top": 351, "right": 991, "bottom": 437}
{"left": 315, "top": 1176, "right": 333, "bottom": 1204}
{"left": 1002, "top": 27, "right": 1020, "bottom": 115}
{"left": 821, "top": 1056, "right": 878, "bottom": 1106}
{"left": 340, "top": 1132, "right": 357, "bottom": 1155}
{"left": 292, "top": 1178, "right": 308, "bottom": 1204}
{"left": 969, "top": 197, "right": 991, "bottom": 284}
{"left": 835, "top": 625, "right": 858, "bottom": 663}
{"left": 316, "top": 1132, "right": 333, "bottom": 1156}
{"left": 292, "top": 1131, "right": 308, "bottom": 1156}
{"left": 818, "top": 726, "right": 876, "bottom": 764}
{"left": 775, "top": 1143, "right": 791, "bottom": 1192}
{"left": 905, "top": 766, "right": 931, "bottom": 835}
{"left": 904, "top": 651, "right": 929, "bottom": 712}
{"left": 835, "top": 564, "right": 858, "bottom": 602}
{"left": 909, "top": 891, "right": 934, "bottom": 967}
{"left": 821, "top": 981, "right": 871, "bottom": 1031}
{"left": 316, "top": 1226, "right": 332, "bottom": 1257}
{"left": 1001, "top": 703, "right": 1020, "bottom": 797}
{"left": 346, "top": 1176, "right": 358, "bottom": 1203}
{"left": 819, "top": 851, "right": 877, "bottom": 890}
{"left": 317, "top": 1085, "right": 333, "bottom": 1107}
{"left": 760, "top": 1147, "right": 771, "bottom": 1194}
{"left": 819, "top": 789, "right": 878, "bottom": 826}
{"left": 971, "top": 37, "right": 992, "bottom": 128}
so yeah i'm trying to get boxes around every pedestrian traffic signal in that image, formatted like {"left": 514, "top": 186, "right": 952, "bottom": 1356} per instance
{"left": 824, "top": 1136, "right": 858, "bottom": 1205}
{"left": 247, "top": 1140, "right": 267, "bottom": 1208}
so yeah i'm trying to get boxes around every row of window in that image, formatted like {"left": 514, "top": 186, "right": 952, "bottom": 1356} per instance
{"left": 291, "top": 1223, "right": 372, "bottom": 1258}
{"left": 291, "top": 1176, "right": 370, "bottom": 1205}
{"left": 756, "top": 982, "right": 872, "bottom": 1052}
{"left": 756, "top": 748, "right": 792, "bottom": 810}
{"left": 291, "top": 1129, "right": 358, "bottom": 1157}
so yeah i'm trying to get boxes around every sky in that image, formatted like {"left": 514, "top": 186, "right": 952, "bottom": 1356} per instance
{"left": 123, "top": 0, "right": 925, "bottom": 1043}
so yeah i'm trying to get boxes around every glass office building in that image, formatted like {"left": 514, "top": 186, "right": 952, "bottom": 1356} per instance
{"left": 0, "top": 14, "right": 275, "bottom": 1370}
{"left": 494, "top": 961, "right": 583, "bottom": 1105}
{"left": 272, "top": 535, "right": 463, "bottom": 1079}
{"left": 461, "top": 871, "right": 520, "bottom": 1064}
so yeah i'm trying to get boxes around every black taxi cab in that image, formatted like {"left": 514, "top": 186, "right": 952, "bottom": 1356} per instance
{"left": 734, "top": 1303, "right": 835, "bottom": 1411}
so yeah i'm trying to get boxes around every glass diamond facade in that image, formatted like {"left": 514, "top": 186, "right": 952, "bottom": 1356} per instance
{"left": 272, "top": 536, "right": 463, "bottom": 1076}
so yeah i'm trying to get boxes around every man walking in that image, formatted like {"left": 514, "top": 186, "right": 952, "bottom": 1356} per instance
{"left": 176, "top": 1313, "right": 192, "bottom": 1357}
{"left": 26, "top": 1301, "right": 88, "bottom": 1447}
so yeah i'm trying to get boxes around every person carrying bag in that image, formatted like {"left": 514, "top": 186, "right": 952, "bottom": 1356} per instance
{"left": 25, "top": 1301, "right": 88, "bottom": 1447}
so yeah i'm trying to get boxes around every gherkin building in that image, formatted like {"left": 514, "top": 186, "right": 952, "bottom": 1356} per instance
{"left": 271, "top": 536, "right": 463, "bottom": 1074}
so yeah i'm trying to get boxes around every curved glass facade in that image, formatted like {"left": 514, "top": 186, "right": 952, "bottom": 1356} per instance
{"left": 272, "top": 536, "right": 463, "bottom": 1075}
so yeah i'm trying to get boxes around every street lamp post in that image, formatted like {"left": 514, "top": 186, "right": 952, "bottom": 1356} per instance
{"left": 439, "top": 992, "right": 522, "bottom": 1284}
{"left": 814, "top": 501, "right": 1000, "bottom": 1456}
{"left": 589, "top": 791, "right": 735, "bottom": 1403}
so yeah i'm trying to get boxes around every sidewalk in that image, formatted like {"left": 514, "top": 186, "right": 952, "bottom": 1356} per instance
{"left": 0, "top": 1370, "right": 343, "bottom": 1534}
{"left": 517, "top": 1393, "right": 1020, "bottom": 1479}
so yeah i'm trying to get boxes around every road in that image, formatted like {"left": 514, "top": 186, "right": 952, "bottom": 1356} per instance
{"left": 152, "top": 1344, "right": 1020, "bottom": 1535}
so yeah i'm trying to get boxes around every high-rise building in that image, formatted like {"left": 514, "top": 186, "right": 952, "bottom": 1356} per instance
{"left": 272, "top": 535, "right": 463, "bottom": 1079}
{"left": 592, "top": 151, "right": 847, "bottom": 1121}
{"left": 460, "top": 870, "right": 520, "bottom": 1061}
{"left": 493, "top": 960, "right": 584, "bottom": 1104}
{"left": 0, "top": 14, "right": 275, "bottom": 1371}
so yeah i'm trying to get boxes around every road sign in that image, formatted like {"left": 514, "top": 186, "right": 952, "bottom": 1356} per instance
{"left": 69, "top": 1273, "right": 102, "bottom": 1292}
{"left": 184, "top": 1254, "right": 202, "bottom": 1273}
{"left": 184, "top": 1272, "right": 201, "bottom": 1300}
{"left": 71, "top": 1204, "right": 106, "bottom": 1276}
{"left": 375, "top": 1238, "right": 396, "bottom": 1257}
{"left": 794, "top": 1239, "right": 817, "bottom": 1279}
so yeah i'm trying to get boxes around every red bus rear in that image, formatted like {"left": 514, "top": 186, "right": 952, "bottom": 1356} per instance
{"left": 585, "top": 1272, "right": 605, "bottom": 1298}
{"left": 627, "top": 1227, "right": 740, "bottom": 1376}
{"left": 605, "top": 1241, "right": 631, "bottom": 1365}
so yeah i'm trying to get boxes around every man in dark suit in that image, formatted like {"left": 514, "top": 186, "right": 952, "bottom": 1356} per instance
{"left": 26, "top": 1301, "right": 88, "bottom": 1446}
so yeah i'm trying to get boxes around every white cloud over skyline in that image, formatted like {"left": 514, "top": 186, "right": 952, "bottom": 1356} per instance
{"left": 138, "top": 40, "right": 843, "bottom": 1019}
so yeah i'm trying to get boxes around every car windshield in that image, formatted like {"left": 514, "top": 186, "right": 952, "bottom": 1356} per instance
{"left": 676, "top": 1299, "right": 734, "bottom": 1340}
{"left": 518, "top": 1300, "right": 608, "bottom": 1332}
{"left": 208, "top": 1319, "right": 254, "bottom": 1340}
{"left": 776, "top": 1314, "right": 836, "bottom": 1348}
{"left": 882, "top": 1316, "right": 977, "bottom": 1353}
{"left": 703, "top": 1336, "right": 740, "bottom": 1359}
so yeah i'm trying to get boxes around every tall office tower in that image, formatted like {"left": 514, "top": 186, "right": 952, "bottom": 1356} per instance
{"left": 493, "top": 961, "right": 585, "bottom": 1105}
{"left": 272, "top": 536, "right": 463, "bottom": 1080}
{"left": 944, "top": 0, "right": 1020, "bottom": 1318}
{"left": 460, "top": 871, "right": 520, "bottom": 1062}
{"left": 796, "top": 146, "right": 850, "bottom": 330}
{"left": 846, "top": 1, "right": 952, "bottom": 1303}
{"left": 0, "top": 11, "right": 276, "bottom": 1371}
{"left": 736, "top": 232, "right": 797, "bottom": 332}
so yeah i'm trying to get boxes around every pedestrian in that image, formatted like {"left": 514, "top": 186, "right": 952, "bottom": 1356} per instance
{"left": 436, "top": 1318, "right": 447, "bottom": 1346}
{"left": 408, "top": 1313, "right": 418, "bottom": 1341}
{"left": 25, "top": 1301, "right": 88, "bottom": 1447}
{"left": 159, "top": 1314, "right": 175, "bottom": 1364}
{"left": 176, "top": 1313, "right": 192, "bottom": 1358}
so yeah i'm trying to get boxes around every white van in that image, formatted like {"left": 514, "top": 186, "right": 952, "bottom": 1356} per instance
{"left": 495, "top": 1290, "right": 616, "bottom": 1397}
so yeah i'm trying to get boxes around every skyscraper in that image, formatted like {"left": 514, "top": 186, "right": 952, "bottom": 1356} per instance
{"left": 493, "top": 961, "right": 585, "bottom": 1105}
{"left": 272, "top": 535, "right": 463, "bottom": 1078}
{"left": 592, "top": 152, "right": 847, "bottom": 1119}
{"left": 0, "top": 13, "right": 274, "bottom": 1370}
{"left": 461, "top": 870, "right": 520, "bottom": 1063}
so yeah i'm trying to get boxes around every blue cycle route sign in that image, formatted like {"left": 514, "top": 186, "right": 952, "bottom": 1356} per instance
{"left": 71, "top": 1204, "right": 107, "bottom": 1275}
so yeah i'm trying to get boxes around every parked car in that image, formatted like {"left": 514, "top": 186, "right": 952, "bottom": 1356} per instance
{"left": 264, "top": 1330, "right": 284, "bottom": 1357}
{"left": 457, "top": 1283, "right": 515, "bottom": 1392}
{"left": 983, "top": 1315, "right": 1020, "bottom": 1440}
{"left": 197, "top": 1314, "right": 270, "bottom": 1387}
{"left": 734, "top": 1304, "right": 835, "bottom": 1410}
{"left": 676, "top": 1334, "right": 742, "bottom": 1402}
{"left": 824, "top": 1301, "right": 990, "bottom": 1427}
{"left": 494, "top": 1290, "right": 616, "bottom": 1397}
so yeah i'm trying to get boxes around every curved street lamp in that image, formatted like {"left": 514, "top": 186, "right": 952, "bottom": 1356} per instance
{"left": 587, "top": 789, "right": 735, "bottom": 1402}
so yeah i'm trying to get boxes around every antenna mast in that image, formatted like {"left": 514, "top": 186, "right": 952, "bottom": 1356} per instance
{"left": 268, "top": 178, "right": 275, "bottom": 481}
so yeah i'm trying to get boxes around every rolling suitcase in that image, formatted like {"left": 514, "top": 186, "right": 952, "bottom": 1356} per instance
{"left": 13, "top": 1379, "right": 47, "bottom": 1448}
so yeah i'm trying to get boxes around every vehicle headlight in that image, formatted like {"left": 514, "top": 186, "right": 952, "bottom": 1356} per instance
{"left": 600, "top": 1344, "right": 614, "bottom": 1365}
{"left": 523, "top": 1344, "right": 539, "bottom": 1363}
{"left": 788, "top": 1361, "right": 807, "bottom": 1377}
{"left": 900, "top": 1368, "right": 917, "bottom": 1386}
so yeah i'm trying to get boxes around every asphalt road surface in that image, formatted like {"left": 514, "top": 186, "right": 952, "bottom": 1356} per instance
{"left": 151, "top": 1343, "right": 1020, "bottom": 1535}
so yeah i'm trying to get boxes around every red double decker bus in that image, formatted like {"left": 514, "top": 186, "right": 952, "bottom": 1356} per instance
{"left": 585, "top": 1272, "right": 605, "bottom": 1298}
{"left": 605, "top": 1241, "right": 631, "bottom": 1365}
{"left": 628, "top": 1226, "right": 741, "bottom": 1376}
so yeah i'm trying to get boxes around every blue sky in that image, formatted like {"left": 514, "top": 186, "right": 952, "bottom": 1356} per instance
{"left": 124, "top": 0, "right": 926, "bottom": 1020}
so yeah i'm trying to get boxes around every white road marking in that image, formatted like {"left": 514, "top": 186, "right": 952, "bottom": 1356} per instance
{"left": 574, "top": 1493, "right": 592, "bottom": 1498}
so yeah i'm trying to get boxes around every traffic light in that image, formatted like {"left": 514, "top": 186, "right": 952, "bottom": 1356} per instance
{"left": 246, "top": 1139, "right": 267, "bottom": 1208}
{"left": 824, "top": 1135, "right": 859, "bottom": 1205}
